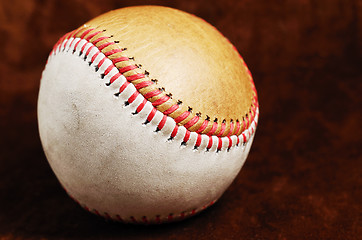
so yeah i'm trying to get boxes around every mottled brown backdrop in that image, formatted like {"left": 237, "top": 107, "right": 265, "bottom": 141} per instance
{"left": 0, "top": 0, "right": 361, "bottom": 239}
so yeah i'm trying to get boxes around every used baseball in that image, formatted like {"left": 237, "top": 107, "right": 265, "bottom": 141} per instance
{"left": 38, "top": 6, "right": 259, "bottom": 224}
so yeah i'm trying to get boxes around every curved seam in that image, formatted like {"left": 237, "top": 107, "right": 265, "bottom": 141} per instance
{"left": 49, "top": 31, "right": 259, "bottom": 153}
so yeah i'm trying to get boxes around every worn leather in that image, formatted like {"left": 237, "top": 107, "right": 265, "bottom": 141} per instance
{"left": 76, "top": 6, "right": 256, "bottom": 137}
{"left": 37, "top": 39, "right": 255, "bottom": 222}
{"left": 0, "top": 0, "right": 360, "bottom": 238}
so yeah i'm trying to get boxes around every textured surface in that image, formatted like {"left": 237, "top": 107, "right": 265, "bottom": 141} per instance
{"left": 77, "top": 6, "right": 256, "bottom": 136}
{"left": 0, "top": 0, "right": 361, "bottom": 239}
{"left": 37, "top": 37, "right": 256, "bottom": 222}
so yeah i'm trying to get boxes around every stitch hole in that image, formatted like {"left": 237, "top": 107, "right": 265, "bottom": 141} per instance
{"left": 180, "top": 141, "right": 187, "bottom": 147}
{"left": 214, "top": 118, "right": 218, "bottom": 123}
{"left": 114, "top": 40, "right": 119, "bottom": 43}
{"left": 177, "top": 100, "right": 183, "bottom": 105}
{"left": 121, "top": 47, "right": 127, "bottom": 51}
{"left": 83, "top": 55, "right": 87, "bottom": 61}
{"left": 128, "top": 57, "right": 135, "bottom": 60}
{"left": 188, "top": 106, "right": 193, "bottom": 112}
{"left": 196, "top": 112, "right": 202, "bottom": 117}
{"left": 144, "top": 70, "right": 150, "bottom": 76}
{"left": 166, "top": 93, "right": 172, "bottom": 98}
{"left": 167, "top": 136, "right": 174, "bottom": 141}
{"left": 95, "top": 65, "right": 99, "bottom": 72}
{"left": 136, "top": 64, "right": 142, "bottom": 68}
{"left": 79, "top": 51, "right": 83, "bottom": 56}
{"left": 158, "top": 87, "right": 165, "bottom": 92}
{"left": 114, "top": 92, "right": 120, "bottom": 97}
{"left": 143, "top": 120, "right": 150, "bottom": 125}
{"left": 124, "top": 101, "right": 130, "bottom": 106}
{"left": 100, "top": 73, "right": 105, "bottom": 79}
{"left": 151, "top": 79, "right": 158, "bottom": 84}
{"left": 88, "top": 61, "right": 92, "bottom": 66}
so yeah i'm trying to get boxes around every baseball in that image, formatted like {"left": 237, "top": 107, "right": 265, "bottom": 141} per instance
{"left": 37, "top": 6, "right": 259, "bottom": 224}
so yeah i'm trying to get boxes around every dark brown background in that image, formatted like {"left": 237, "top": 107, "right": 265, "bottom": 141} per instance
{"left": 0, "top": 0, "right": 361, "bottom": 239}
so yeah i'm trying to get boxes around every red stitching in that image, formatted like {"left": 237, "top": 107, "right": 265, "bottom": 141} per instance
{"left": 104, "top": 48, "right": 123, "bottom": 57}
{"left": 97, "top": 56, "right": 107, "bottom": 68}
{"left": 170, "top": 125, "right": 178, "bottom": 139}
{"left": 130, "top": 216, "right": 137, "bottom": 223}
{"left": 152, "top": 95, "right": 170, "bottom": 106}
{"left": 235, "top": 121, "right": 241, "bottom": 135}
{"left": 217, "top": 122, "right": 226, "bottom": 137}
{"left": 90, "top": 51, "right": 100, "bottom": 64}
{"left": 228, "top": 121, "right": 234, "bottom": 137}
{"left": 52, "top": 28, "right": 259, "bottom": 139}
{"left": 85, "top": 30, "right": 102, "bottom": 41}
{"left": 227, "top": 136, "right": 232, "bottom": 149}
{"left": 163, "top": 104, "right": 179, "bottom": 115}
{"left": 85, "top": 45, "right": 94, "bottom": 58}
{"left": 136, "top": 99, "right": 147, "bottom": 113}
{"left": 174, "top": 111, "right": 190, "bottom": 124}
{"left": 184, "top": 115, "right": 199, "bottom": 129}
{"left": 196, "top": 119, "right": 209, "bottom": 133}
{"left": 112, "top": 56, "right": 129, "bottom": 64}
{"left": 195, "top": 134, "right": 202, "bottom": 148}
{"left": 217, "top": 137, "right": 222, "bottom": 151}
{"left": 103, "top": 64, "right": 114, "bottom": 76}
{"left": 207, "top": 136, "right": 213, "bottom": 150}
{"left": 77, "top": 199, "right": 216, "bottom": 224}
{"left": 207, "top": 122, "right": 218, "bottom": 136}
{"left": 147, "top": 107, "right": 157, "bottom": 122}
{"left": 126, "top": 73, "right": 145, "bottom": 81}
{"left": 98, "top": 42, "right": 114, "bottom": 50}
{"left": 142, "top": 216, "right": 148, "bottom": 224}
{"left": 183, "top": 130, "right": 191, "bottom": 144}
{"left": 63, "top": 184, "right": 218, "bottom": 224}
{"left": 134, "top": 81, "right": 153, "bottom": 90}
{"left": 73, "top": 39, "right": 82, "bottom": 51}
{"left": 143, "top": 89, "right": 162, "bottom": 99}
{"left": 50, "top": 29, "right": 259, "bottom": 153}
{"left": 80, "top": 42, "right": 87, "bottom": 54}
{"left": 242, "top": 133, "right": 246, "bottom": 144}
{"left": 80, "top": 28, "right": 94, "bottom": 39}
{"left": 92, "top": 36, "right": 109, "bottom": 45}
{"left": 109, "top": 72, "right": 121, "bottom": 84}
{"left": 104, "top": 212, "right": 111, "bottom": 220}
{"left": 118, "top": 81, "right": 130, "bottom": 94}
{"left": 119, "top": 65, "right": 138, "bottom": 74}
{"left": 127, "top": 91, "right": 139, "bottom": 104}
{"left": 157, "top": 115, "right": 167, "bottom": 131}
{"left": 116, "top": 215, "right": 124, "bottom": 222}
